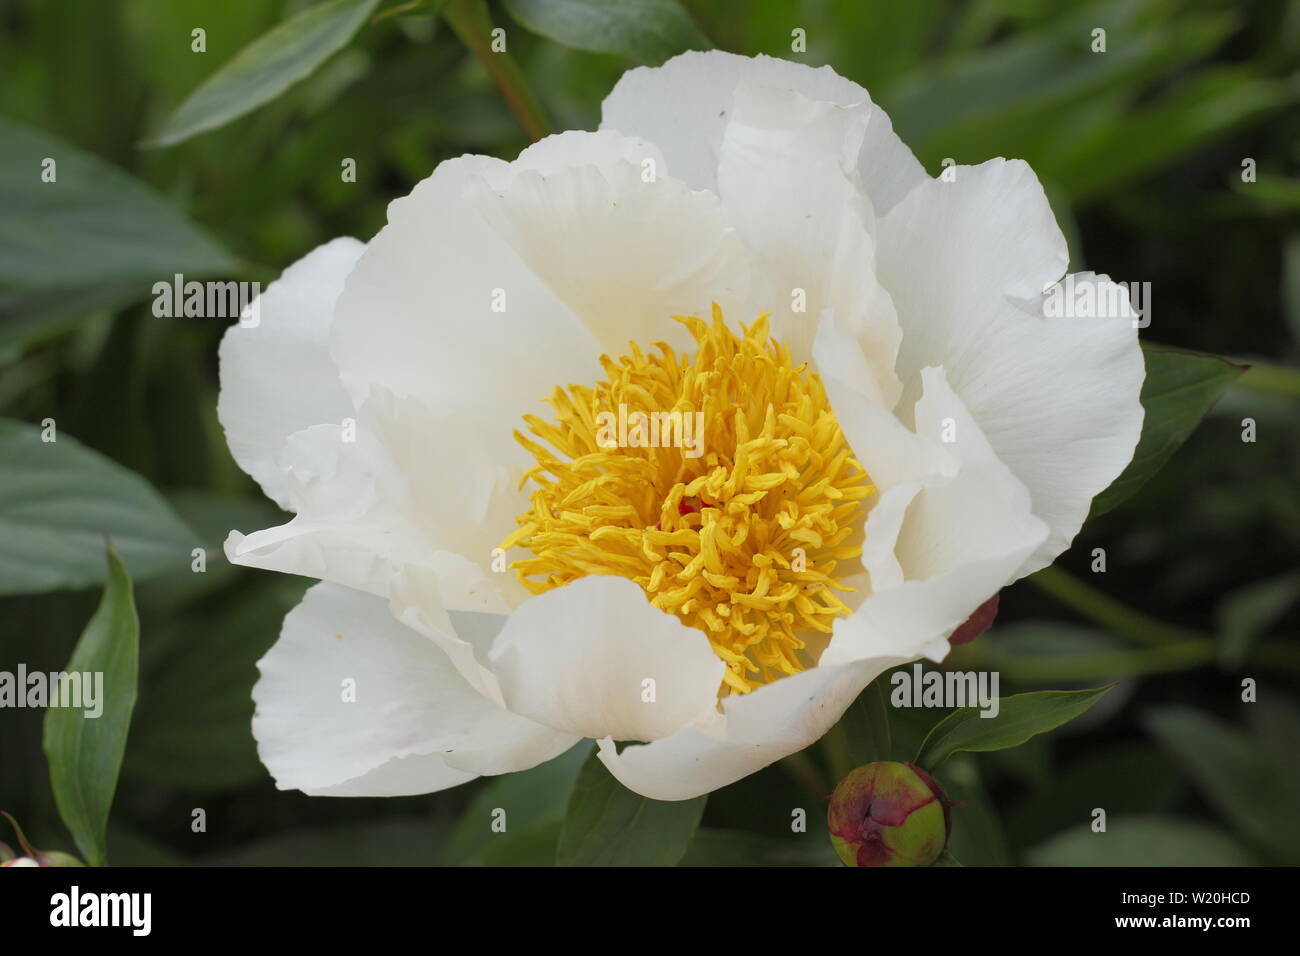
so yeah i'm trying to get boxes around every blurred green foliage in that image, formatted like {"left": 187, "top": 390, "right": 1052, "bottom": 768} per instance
{"left": 0, "top": 0, "right": 1297, "bottom": 866}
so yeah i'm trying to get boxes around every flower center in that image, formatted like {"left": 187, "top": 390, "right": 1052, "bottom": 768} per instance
{"left": 499, "top": 305, "right": 873, "bottom": 694}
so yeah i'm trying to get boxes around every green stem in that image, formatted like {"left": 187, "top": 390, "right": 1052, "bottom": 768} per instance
{"left": 975, "top": 641, "right": 1217, "bottom": 682}
{"left": 1028, "top": 565, "right": 1204, "bottom": 647}
{"left": 442, "top": 0, "right": 551, "bottom": 142}
{"left": 1233, "top": 358, "right": 1300, "bottom": 399}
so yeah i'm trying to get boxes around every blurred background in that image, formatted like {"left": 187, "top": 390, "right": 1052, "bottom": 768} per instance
{"left": 1, "top": 0, "right": 1297, "bottom": 866}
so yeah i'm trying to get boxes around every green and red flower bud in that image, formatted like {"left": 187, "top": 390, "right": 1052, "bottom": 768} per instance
{"left": 827, "top": 760, "right": 954, "bottom": 867}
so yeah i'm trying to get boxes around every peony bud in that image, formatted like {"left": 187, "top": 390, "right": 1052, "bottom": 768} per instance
{"left": 827, "top": 761, "right": 953, "bottom": 867}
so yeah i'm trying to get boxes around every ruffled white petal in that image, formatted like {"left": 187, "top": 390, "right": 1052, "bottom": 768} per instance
{"left": 217, "top": 237, "right": 364, "bottom": 509}
{"left": 877, "top": 161, "right": 1142, "bottom": 572}
{"left": 601, "top": 50, "right": 927, "bottom": 214}
{"left": 252, "top": 582, "right": 577, "bottom": 796}
{"left": 489, "top": 576, "right": 725, "bottom": 742}
{"left": 822, "top": 367, "right": 1049, "bottom": 666}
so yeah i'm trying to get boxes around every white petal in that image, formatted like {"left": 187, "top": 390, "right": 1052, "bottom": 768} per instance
{"left": 217, "top": 237, "right": 363, "bottom": 509}
{"left": 598, "top": 656, "right": 896, "bottom": 801}
{"left": 481, "top": 128, "right": 665, "bottom": 185}
{"left": 717, "top": 85, "right": 901, "bottom": 402}
{"left": 822, "top": 367, "right": 1048, "bottom": 666}
{"left": 601, "top": 50, "right": 927, "bottom": 213}
{"left": 253, "top": 582, "right": 576, "bottom": 796}
{"left": 878, "top": 161, "right": 1143, "bottom": 571}
{"left": 224, "top": 409, "right": 429, "bottom": 598}
{"left": 467, "top": 148, "right": 751, "bottom": 355}
{"left": 330, "top": 152, "right": 602, "bottom": 472}
{"left": 489, "top": 576, "right": 725, "bottom": 742}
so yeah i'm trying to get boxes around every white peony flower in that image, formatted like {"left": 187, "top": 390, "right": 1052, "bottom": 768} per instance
{"left": 218, "top": 51, "right": 1144, "bottom": 801}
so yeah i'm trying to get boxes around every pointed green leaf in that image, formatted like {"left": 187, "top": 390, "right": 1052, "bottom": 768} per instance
{"left": 0, "top": 419, "right": 195, "bottom": 594}
{"left": 0, "top": 119, "right": 237, "bottom": 340}
{"left": 42, "top": 546, "right": 139, "bottom": 867}
{"left": 145, "top": 0, "right": 381, "bottom": 147}
{"left": 556, "top": 748, "right": 705, "bottom": 866}
{"left": 915, "top": 686, "right": 1112, "bottom": 771}
{"left": 1090, "top": 343, "right": 1245, "bottom": 517}
{"left": 502, "top": 0, "right": 709, "bottom": 65}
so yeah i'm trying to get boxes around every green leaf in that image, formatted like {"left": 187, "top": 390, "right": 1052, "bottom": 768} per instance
{"left": 1090, "top": 343, "right": 1245, "bottom": 517}
{"left": 502, "top": 0, "right": 708, "bottom": 65}
{"left": 1040, "top": 69, "right": 1297, "bottom": 204}
{"left": 0, "top": 419, "right": 195, "bottom": 595}
{"left": 125, "top": 577, "right": 308, "bottom": 791}
{"left": 441, "top": 741, "right": 592, "bottom": 865}
{"left": 42, "top": 545, "right": 139, "bottom": 867}
{"left": 0, "top": 119, "right": 237, "bottom": 341}
{"left": 1144, "top": 706, "right": 1300, "bottom": 863}
{"left": 374, "top": 0, "right": 449, "bottom": 21}
{"left": 1027, "top": 817, "right": 1256, "bottom": 867}
{"left": 145, "top": 0, "right": 381, "bottom": 148}
{"left": 883, "top": 1, "right": 1236, "bottom": 167}
{"left": 915, "top": 686, "right": 1112, "bottom": 771}
{"left": 556, "top": 748, "right": 706, "bottom": 866}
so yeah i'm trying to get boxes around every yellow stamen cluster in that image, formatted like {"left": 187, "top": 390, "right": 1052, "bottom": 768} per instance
{"left": 500, "top": 305, "right": 873, "bottom": 694}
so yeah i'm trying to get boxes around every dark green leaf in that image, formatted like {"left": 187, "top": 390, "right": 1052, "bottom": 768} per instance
{"left": 556, "top": 748, "right": 705, "bottom": 866}
{"left": 915, "top": 686, "right": 1112, "bottom": 771}
{"left": 0, "top": 419, "right": 196, "bottom": 594}
{"left": 441, "top": 740, "right": 592, "bottom": 865}
{"left": 145, "top": 0, "right": 381, "bottom": 147}
{"left": 1090, "top": 344, "right": 1245, "bottom": 517}
{"left": 502, "top": 0, "right": 708, "bottom": 65}
{"left": 125, "top": 577, "right": 308, "bottom": 791}
{"left": 42, "top": 546, "right": 139, "bottom": 866}
{"left": 0, "top": 119, "right": 237, "bottom": 341}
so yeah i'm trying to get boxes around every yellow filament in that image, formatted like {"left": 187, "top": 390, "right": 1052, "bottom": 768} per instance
{"left": 501, "top": 305, "right": 873, "bottom": 695}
